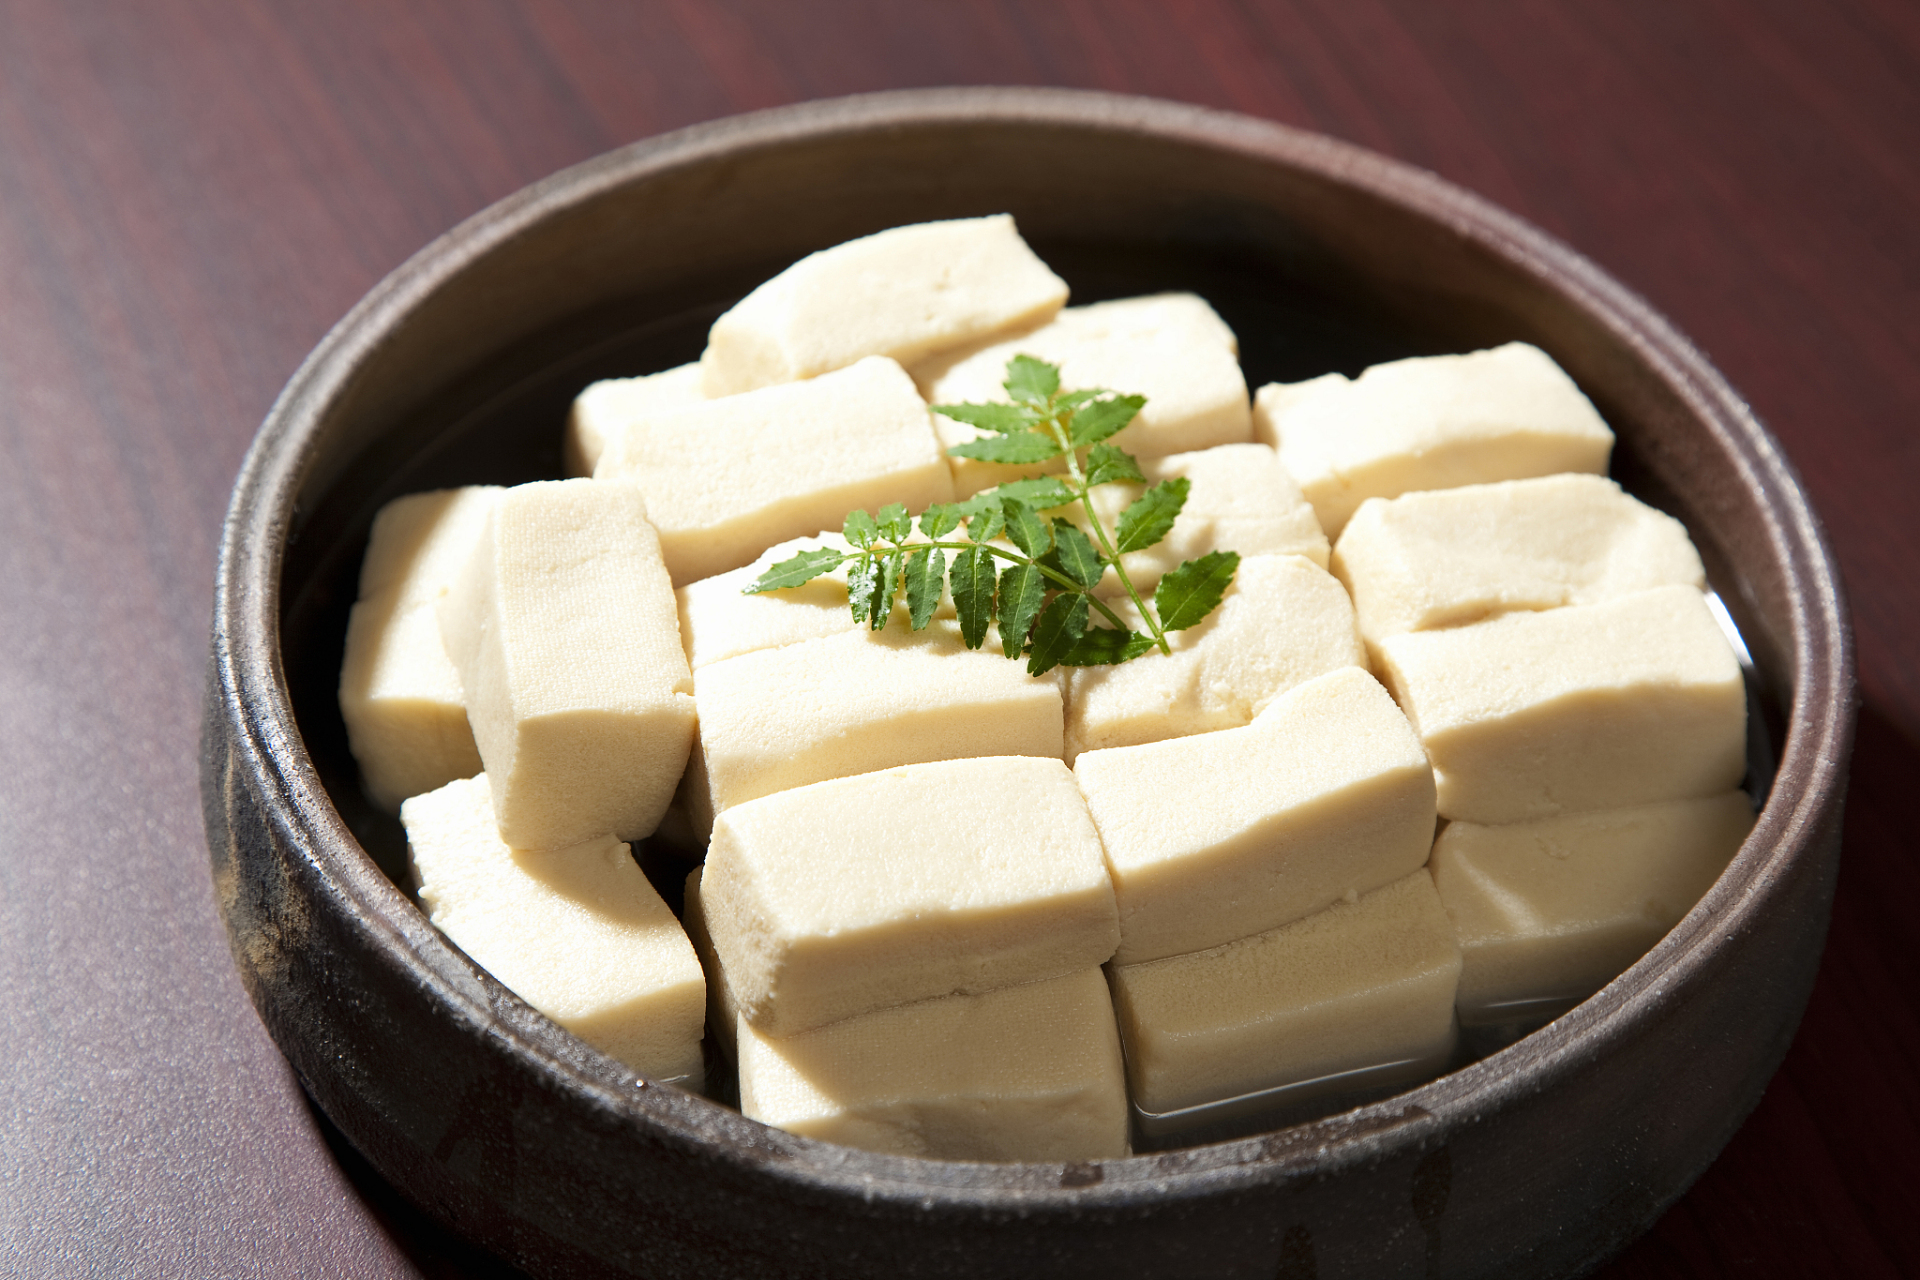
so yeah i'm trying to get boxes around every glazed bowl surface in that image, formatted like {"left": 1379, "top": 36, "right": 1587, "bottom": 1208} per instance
{"left": 203, "top": 87, "right": 1853, "bottom": 1280}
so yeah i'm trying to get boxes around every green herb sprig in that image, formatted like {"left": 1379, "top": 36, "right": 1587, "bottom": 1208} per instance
{"left": 744, "top": 355, "right": 1239, "bottom": 676}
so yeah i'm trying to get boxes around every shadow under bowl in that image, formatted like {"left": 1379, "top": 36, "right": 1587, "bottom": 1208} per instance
{"left": 203, "top": 88, "right": 1854, "bottom": 1280}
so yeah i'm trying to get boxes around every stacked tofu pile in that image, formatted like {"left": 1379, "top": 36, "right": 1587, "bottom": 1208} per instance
{"left": 336, "top": 214, "right": 1754, "bottom": 1164}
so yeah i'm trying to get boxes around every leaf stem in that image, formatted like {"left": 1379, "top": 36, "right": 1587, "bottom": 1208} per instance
{"left": 878, "top": 538, "right": 1135, "bottom": 635}
{"left": 1045, "top": 413, "right": 1173, "bottom": 656}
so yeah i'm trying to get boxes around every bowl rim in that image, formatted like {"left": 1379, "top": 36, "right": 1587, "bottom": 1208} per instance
{"left": 211, "top": 85, "right": 1856, "bottom": 1212}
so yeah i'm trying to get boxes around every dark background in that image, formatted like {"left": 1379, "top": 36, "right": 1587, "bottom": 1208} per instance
{"left": 2, "top": 3, "right": 1915, "bottom": 1276}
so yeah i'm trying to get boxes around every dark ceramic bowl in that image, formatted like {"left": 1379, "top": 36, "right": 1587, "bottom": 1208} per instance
{"left": 203, "top": 88, "right": 1853, "bottom": 1279}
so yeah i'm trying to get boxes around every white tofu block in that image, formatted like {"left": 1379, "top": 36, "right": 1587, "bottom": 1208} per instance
{"left": 1109, "top": 869, "right": 1462, "bottom": 1114}
{"left": 403, "top": 775, "right": 706, "bottom": 1084}
{"left": 916, "top": 293, "right": 1252, "bottom": 497}
{"left": 675, "top": 531, "right": 898, "bottom": 672}
{"left": 701, "top": 215, "right": 1069, "bottom": 395}
{"left": 681, "top": 866, "right": 740, "bottom": 1061}
{"left": 1075, "top": 666, "right": 1436, "bottom": 966}
{"left": 701, "top": 756, "right": 1120, "bottom": 1036}
{"left": 339, "top": 486, "right": 499, "bottom": 811}
{"left": 563, "top": 363, "right": 707, "bottom": 478}
{"left": 1376, "top": 585, "right": 1747, "bottom": 824}
{"left": 1072, "top": 443, "right": 1330, "bottom": 596}
{"left": 683, "top": 620, "right": 1063, "bottom": 837}
{"left": 593, "top": 356, "right": 954, "bottom": 585}
{"left": 735, "top": 969, "right": 1129, "bottom": 1162}
{"left": 439, "top": 479, "right": 697, "bottom": 851}
{"left": 1431, "top": 792, "right": 1754, "bottom": 1025}
{"left": 1064, "top": 554, "right": 1365, "bottom": 761}
{"left": 1333, "top": 474, "right": 1706, "bottom": 650}
{"left": 1252, "top": 342, "right": 1614, "bottom": 536}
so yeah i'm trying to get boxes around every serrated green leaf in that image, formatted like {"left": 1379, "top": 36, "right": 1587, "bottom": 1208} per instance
{"left": 996, "top": 563, "right": 1048, "bottom": 658}
{"left": 1054, "top": 389, "right": 1105, "bottom": 412}
{"left": 1001, "top": 498, "right": 1054, "bottom": 559}
{"left": 872, "top": 547, "right": 905, "bottom": 629}
{"left": 744, "top": 547, "right": 847, "bottom": 594}
{"left": 1114, "top": 477, "right": 1190, "bottom": 554}
{"left": 842, "top": 508, "right": 878, "bottom": 549}
{"left": 991, "top": 476, "right": 1079, "bottom": 510}
{"left": 1058, "top": 627, "right": 1158, "bottom": 666}
{"left": 951, "top": 545, "right": 998, "bottom": 649}
{"left": 1155, "top": 550, "right": 1240, "bottom": 631}
{"left": 1069, "top": 393, "right": 1146, "bottom": 448}
{"left": 903, "top": 545, "right": 944, "bottom": 630}
{"left": 957, "top": 492, "right": 1006, "bottom": 543}
{"left": 1025, "top": 592, "right": 1089, "bottom": 676}
{"left": 1085, "top": 443, "right": 1146, "bottom": 487}
{"left": 876, "top": 502, "right": 911, "bottom": 542}
{"left": 919, "top": 503, "right": 962, "bottom": 539}
{"left": 931, "top": 402, "right": 1042, "bottom": 435}
{"left": 1005, "top": 354, "right": 1060, "bottom": 407}
{"left": 846, "top": 552, "right": 885, "bottom": 625}
{"left": 1045, "top": 519, "right": 1105, "bottom": 589}
{"left": 946, "top": 432, "right": 1065, "bottom": 465}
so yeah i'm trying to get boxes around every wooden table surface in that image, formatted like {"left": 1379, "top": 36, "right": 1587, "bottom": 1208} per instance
{"left": 3, "top": 3, "right": 1915, "bottom": 1276}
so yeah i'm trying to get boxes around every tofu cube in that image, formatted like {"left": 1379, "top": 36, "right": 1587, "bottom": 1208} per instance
{"left": 916, "top": 293, "right": 1252, "bottom": 497}
{"left": 1108, "top": 869, "right": 1462, "bottom": 1115}
{"left": 700, "top": 756, "right": 1120, "bottom": 1036}
{"left": 1376, "top": 585, "right": 1747, "bottom": 824}
{"left": 701, "top": 215, "right": 1068, "bottom": 395}
{"left": 1431, "top": 792, "right": 1754, "bottom": 1025}
{"left": 1252, "top": 342, "right": 1614, "bottom": 536}
{"left": 338, "top": 486, "right": 499, "bottom": 811}
{"left": 563, "top": 362, "right": 708, "bottom": 478}
{"left": 735, "top": 969, "right": 1129, "bottom": 1162}
{"left": 1075, "top": 666, "right": 1436, "bottom": 966}
{"left": 1071, "top": 443, "right": 1330, "bottom": 596}
{"left": 1333, "top": 473, "right": 1706, "bottom": 652}
{"left": 594, "top": 355, "right": 954, "bottom": 584}
{"left": 403, "top": 775, "right": 707, "bottom": 1084}
{"left": 438, "top": 479, "right": 696, "bottom": 851}
{"left": 1064, "top": 554, "right": 1366, "bottom": 760}
{"left": 683, "top": 620, "right": 1063, "bottom": 837}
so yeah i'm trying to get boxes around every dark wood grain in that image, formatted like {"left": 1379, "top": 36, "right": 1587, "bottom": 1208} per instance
{"left": 1, "top": 2, "right": 1913, "bottom": 1276}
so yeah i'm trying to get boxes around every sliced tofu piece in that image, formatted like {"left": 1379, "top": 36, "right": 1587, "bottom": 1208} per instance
{"left": 403, "top": 775, "right": 706, "bottom": 1084}
{"left": 701, "top": 215, "right": 1069, "bottom": 396}
{"left": 339, "top": 486, "right": 499, "bottom": 811}
{"left": 563, "top": 363, "right": 707, "bottom": 478}
{"left": 1333, "top": 474, "right": 1706, "bottom": 652}
{"left": 1071, "top": 443, "right": 1330, "bottom": 596}
{"left": 916, "top": 293, "right": 1252, "bottom": 497}
{"left": 683, "top": 620, "right": 1063, "bottom": 838}
{"left": 438, "top": 479, "right": 696, "bottom": 851}
{"left": 735, "top": 968, "right": 1128, "bottom": 1162}
{"left": 1431, "top": 792, "right": 1753, "bottom": 1025}
{"left": 1252, "top": 342, "right": 1614, "bottom": 537}
{"left": 1109, "top": 869, "right": 1461, "bottom": 1115}
{"left": 1376, "top": 585, "right": 1747, "bottom": 824}
{"left": 1064, "top": 554, "right": 1365, "bottom": 761}
{"left": 701, "top": 756, "right": 1119, "bottom": 1036}
{"left": 594, "top": 356, "right": 954, "bottom": 584}
{"left": 1074, "top": 666, "right": 1436, "bottom": 966}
